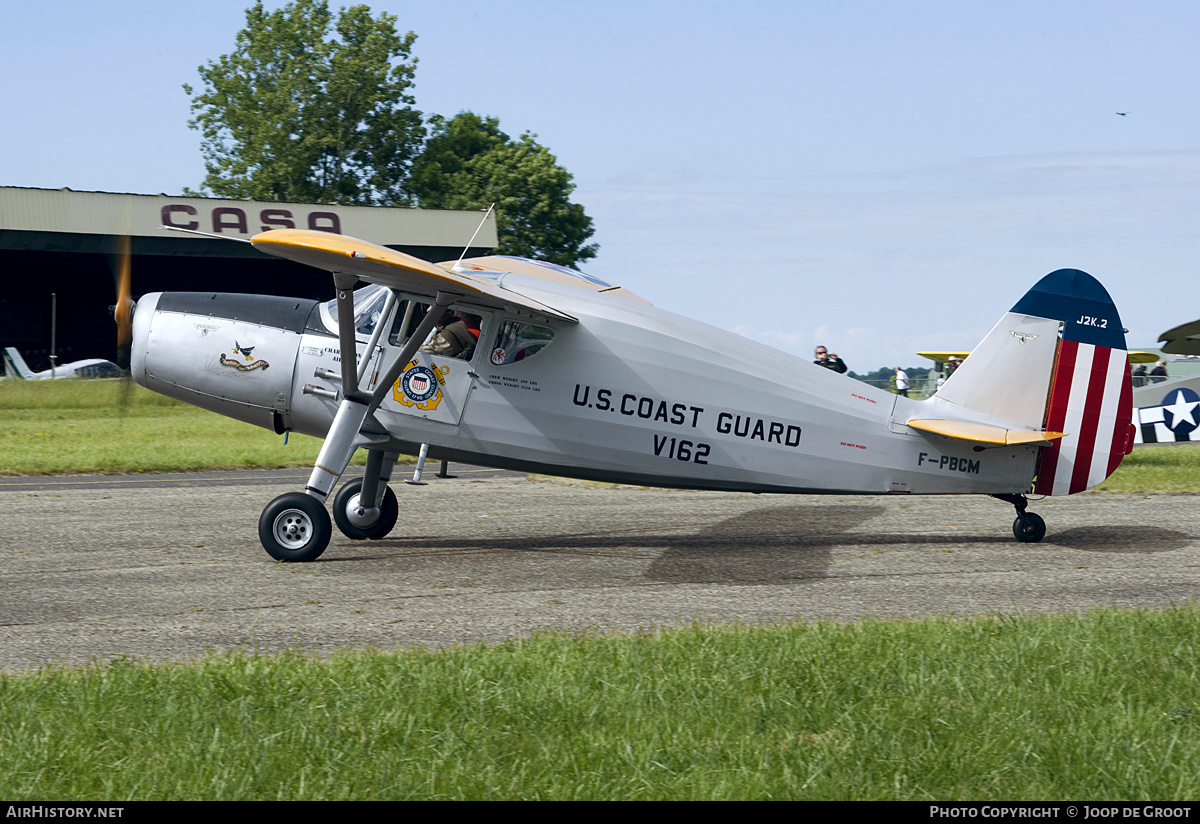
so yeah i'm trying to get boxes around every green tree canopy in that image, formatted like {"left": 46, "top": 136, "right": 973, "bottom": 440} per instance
{"left": 408, "top": 112, "right": 599, "bottom": 267}
{"left": 184, "top": 0, "right": 423, "bottom": 204}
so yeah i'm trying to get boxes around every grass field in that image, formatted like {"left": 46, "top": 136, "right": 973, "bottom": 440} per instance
{"left": 2, "top": 379, "right": 1197, "bottom": 488}
{"left": 0, "top": 379, "right": 374, "bottom": 475}
{"left": 3, "top": 380, "right": 1199, "bottom": 800}
{"left": 2, "top": 610, "right": 1200, "bottom": 800}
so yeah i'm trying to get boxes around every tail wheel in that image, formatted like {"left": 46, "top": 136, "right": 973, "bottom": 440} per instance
{"left": 333, "top": 478, "right": 399, "bottom": 540}
{"left": 259, "top": 493, "right": 332, "bottom": 562}
{"left": 1013, "top": 512, "right": 1046, "bottom": 543}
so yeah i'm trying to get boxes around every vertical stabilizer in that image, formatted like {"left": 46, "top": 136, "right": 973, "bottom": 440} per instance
{"left": 2, "top": 348, "right": 33, "bottom": 380}
{"left": 1021, "top": 271, "right": 1134, "bottom": 495}
{"left": 931, "top": 269, "right": 1134, "bottom": 495}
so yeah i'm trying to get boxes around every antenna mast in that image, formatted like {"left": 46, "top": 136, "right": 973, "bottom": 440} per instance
{"left": 451, "top": 204, "right": 495, "bottom": 272}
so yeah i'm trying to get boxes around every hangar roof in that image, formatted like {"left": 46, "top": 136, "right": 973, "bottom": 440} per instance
{"left": 0, "top": 186, "right": 497, "bottom": 258}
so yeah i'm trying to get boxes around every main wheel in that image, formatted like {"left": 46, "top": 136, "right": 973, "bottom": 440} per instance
{"left": 259, "top": 493, "right": 332, "bottom": 562}
{"left": 332, "top": 478, "right": 399, "bottom": 540}
{"left": 1013, "top": 512, "right": 1046, "bottom": 543}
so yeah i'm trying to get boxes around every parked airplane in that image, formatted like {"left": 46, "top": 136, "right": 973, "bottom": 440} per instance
{"left": 120, "top": 228, "right": 1135, "bottom": 560}
{"left": 1129, "top": 318, "right": 1200, "bottom": 445}
{"left": 2, "top": 347, "right": 122, "bottom": 380}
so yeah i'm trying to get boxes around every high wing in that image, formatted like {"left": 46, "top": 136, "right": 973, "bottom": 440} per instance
{"left": 916, "top": 350, "right": 971, "bottom": 364}
{"left": 1159, "top": 318, "right": 1200, "bottom": 356}
{"left": 251, "top": 228, "right": 578, "bottom": 323}
{"left": 451, "top": 255, "right": 652, "bottom": 305}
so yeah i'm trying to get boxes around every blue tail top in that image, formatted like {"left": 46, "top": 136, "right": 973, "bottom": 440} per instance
{"left": 1009, "top": 268, "right": 1125, "bottom": 349}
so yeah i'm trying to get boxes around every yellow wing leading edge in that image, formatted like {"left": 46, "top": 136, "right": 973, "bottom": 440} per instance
{"left": 250, "top": 228, "right": 578, "bottom": 323}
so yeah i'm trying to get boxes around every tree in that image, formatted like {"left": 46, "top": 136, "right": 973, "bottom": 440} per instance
{"left": 184, "top": 0, "right": 423, "bottom": 205}
{"left": 408, "top": 112, "right": 599, "bottom": 267}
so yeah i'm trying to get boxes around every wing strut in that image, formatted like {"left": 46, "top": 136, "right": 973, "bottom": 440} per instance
{"left": 305, "top": 278, "right": 457, "bottom": 502}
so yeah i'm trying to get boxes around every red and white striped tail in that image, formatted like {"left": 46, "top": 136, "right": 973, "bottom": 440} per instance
{"left": 1034, "top": 339, "right": 1135, "bottom": 496}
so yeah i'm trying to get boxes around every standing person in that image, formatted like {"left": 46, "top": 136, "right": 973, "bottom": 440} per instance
{"left": 1151, "top": 361, "right": 1168, "bottom": 383}
{"left": 894, "top": 366, "right": 910, "bottom": 397}
{"left": 1132, "top": 364, "right": 1148, "bottom": 387}
{"left": 813, "top": 346, "right": 848, "bottom": 374}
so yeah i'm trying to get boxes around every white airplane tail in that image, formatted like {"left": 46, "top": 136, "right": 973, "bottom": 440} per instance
{"left": 2, "top": 348, "right": 34, "bottom": 380}
{"left": 918, "top": 269, "right": 1135, "bottom": 495}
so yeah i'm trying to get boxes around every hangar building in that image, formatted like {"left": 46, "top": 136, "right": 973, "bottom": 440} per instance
{"left": 0, "top": 186, "right": 497, "bottom": 373}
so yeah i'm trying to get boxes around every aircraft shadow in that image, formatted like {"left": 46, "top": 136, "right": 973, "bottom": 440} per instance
{"left": 1044, "top": 526, "right": 1194, "bottom": 553}
{"left": 643, "top": 504, "right": 885, "bottom": 583}
{"left": 326, "top": 505, "right": 1022, "bottom": 584}
{"left": 323, "top": 506, "right": 1193, "bottom": 583}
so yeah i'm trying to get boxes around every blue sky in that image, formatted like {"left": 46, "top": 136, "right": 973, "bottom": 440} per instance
{"left": 2, "top": 0, "right": 1196, "bottom": 370}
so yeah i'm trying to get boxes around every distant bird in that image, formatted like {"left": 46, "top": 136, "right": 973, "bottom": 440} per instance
{"left": 1116, "top": 112, "right": 1129, "bottom": 116}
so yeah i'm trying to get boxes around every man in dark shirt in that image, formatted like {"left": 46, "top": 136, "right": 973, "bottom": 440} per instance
{"left": 813, "top": 345, "right": 848, "bottom": 374}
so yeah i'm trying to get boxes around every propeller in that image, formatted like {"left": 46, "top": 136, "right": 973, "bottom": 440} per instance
{"left": 112, "top": 235, "right": 134, "bottom": 370}
{"left": 109, "top": 235, "right": 137, "bottom": 413}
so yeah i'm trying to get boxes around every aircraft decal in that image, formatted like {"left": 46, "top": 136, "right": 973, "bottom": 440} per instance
{"left": 571, "top": 384, "right": 704, "bottom": 428}
{"left": 1009, "top": 330, "right": 1039, "bottom": 344}
{"left": 194, "top": 323, "right": 220, "bottom": 337}
{"left": 652, "top": 434, "right": 711, "bottom": 464}
{"left": 714, "top": 413, "right": 802, "bottom": 446}
{"left": 487, "top": 373, "right": 542, "bottom": 393}
{"left": 918, "top": 452, "right": 981, "bottom": 475}
{"left": 394, "top": 360, "right": 447, "bottom": 411}
{"left": 233, "top": 341, "right": 256, "bottom": 360}
{"left": 1133, "top": 387, "right": 1200, "bottom": 444}
{"left": 219, "top": 353, "right": 270, "bottom": 372}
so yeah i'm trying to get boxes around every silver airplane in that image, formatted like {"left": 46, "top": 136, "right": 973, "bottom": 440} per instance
{"left": 3, "top": 347, "right": 123, "bottom": 380}
{"left": 121, "top": 229, "right": 1135, "bottom": 561}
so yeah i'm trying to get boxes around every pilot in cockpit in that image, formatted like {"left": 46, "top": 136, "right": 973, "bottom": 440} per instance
{"left": 420, "top": 310, "right": 481, "bottom": 361}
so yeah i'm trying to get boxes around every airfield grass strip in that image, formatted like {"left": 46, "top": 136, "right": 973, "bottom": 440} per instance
{"left": 2, "top": 380, "right": 1199, "bottom": 487}
{"left": 1094, "top": 442, "right": 1200, "bottom": 492}
{"left": 2, "top": 608, "right": 1200, "bottom": 800}
{"left": 0, "top": 380, "right": 373, "bottom": 475}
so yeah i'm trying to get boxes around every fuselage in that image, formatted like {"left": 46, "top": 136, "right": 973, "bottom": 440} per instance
{"left": 130, "top": 271, "right": 1039, "bottom": 496}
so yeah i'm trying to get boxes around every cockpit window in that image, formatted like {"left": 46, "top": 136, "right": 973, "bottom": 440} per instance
{"left": 388, "top": 298, "right": 431, "bottom": 347}
{"left": 488, "top": 320, "right": 555, "bottom": 365}
{"left": 318, "top": 284, "right": 390, "bottom": 340}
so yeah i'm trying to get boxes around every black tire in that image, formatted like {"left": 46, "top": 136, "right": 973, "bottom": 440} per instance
{"left": 332, "top": 478, "right": 399, "bottom": 540}
{"left": 259, "top": 492, "right": 332, "bottom": 562}
{"left": 1013, "top": 512, "right": 1046, "bottom": 543}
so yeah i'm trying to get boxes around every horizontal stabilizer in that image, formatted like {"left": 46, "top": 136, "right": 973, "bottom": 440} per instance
{"left": 907, "top": 419, "right": 1066, "bottom": 446}
{"left": 251, "top": 229, "right": 577, "bottom": 323}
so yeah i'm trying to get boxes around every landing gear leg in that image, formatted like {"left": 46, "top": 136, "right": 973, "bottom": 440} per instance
{"left": 258, "top": 397, "right": 381, "bottom": 560}
{"left": 333, "top": 449, "right": 400, "bottom": 540}
{"left": 992, "top": 493, "right": 1046, "bottom": 543}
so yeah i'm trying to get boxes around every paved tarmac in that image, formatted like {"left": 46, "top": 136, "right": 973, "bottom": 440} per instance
{"left": 1, "top": 466, "right": 1198, "bottom": 672}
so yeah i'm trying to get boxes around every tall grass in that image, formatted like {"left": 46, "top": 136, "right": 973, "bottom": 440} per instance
{"left": 2, "top": 609, "right": 1199, "bottom": 800}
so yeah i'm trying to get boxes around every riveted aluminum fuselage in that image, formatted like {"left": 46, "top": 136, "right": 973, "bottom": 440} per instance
{"left": 131, "top": 274, "right": 1037, "bottom": 496}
